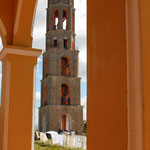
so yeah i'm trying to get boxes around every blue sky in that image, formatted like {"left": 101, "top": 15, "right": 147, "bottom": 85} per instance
{"left": 0, "top": 0, "right": 87, "bottom": 130}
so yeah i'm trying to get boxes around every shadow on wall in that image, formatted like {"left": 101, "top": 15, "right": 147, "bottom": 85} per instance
{"left": 0, "top": 36, "right": 3, "bottom": 106}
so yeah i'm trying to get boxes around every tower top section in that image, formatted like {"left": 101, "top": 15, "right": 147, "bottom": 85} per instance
{"left": 46, "top": 0, "right": 76, "bottom": 51}
{"left": 48, "top": 0, "right": 74, "bottom": 7}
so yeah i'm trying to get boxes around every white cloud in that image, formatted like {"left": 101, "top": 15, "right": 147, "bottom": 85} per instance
{"left": 75, "top": 0, "right": 87, "bottom": 82}
{"left": 79, "top": 49, "right": 87, "bottom": 82}
{"left": 35, "top": 91, "right": 41, "bottom": 106}
{"left": 34, "top": 107, "right": 39, "bottom": 130}
{"left": 38, "top": 56, "right": 42, "bottom": 63}
{"left": 32, "top": 0, "right": 47, "bottom": 50}
{"left": 81, "top": 96, "right": 87, "bottom": 120}
{"left": 34, "top": 91, "right": 41, "bottom": 130}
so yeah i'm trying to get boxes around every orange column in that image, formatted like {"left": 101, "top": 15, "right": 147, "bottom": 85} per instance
{"left": 87, "top": 0, "right": 127, "bottom": 150}
{"left": 126, "top": 0, "right": 144, "bottom": 150}
{"left": 88, "top": 0, "right": 150, "bottom": 150}
{"left": 0, "top": 0, "right": 41, "bottom": 150}
{"left": 140, "top": 0, "right": 150, "bottom": 149}
{"left": 0, "top": 46, "right": 41, "bottom": 150}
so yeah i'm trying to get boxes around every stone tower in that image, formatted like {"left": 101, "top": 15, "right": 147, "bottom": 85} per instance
{"left": 39, "top": 0, "right": 83, "bottom": 134}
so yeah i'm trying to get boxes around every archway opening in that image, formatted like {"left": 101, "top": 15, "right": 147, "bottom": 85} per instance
{"left": 63, "top": 10, "right": 67, "bottom": 30}
{"left": 61, "top": 84, "right": 71, "bottom": 105}
{"left": 53, "top": 39, "right": 58, "bottom": 48}
{"left": 64, "top": 39, "right": 68, "bottom": 49}
{"left": 61, "top": 114, "right": 72, "bottom": 131}
{"left": 54, "top": 10, "right": 59, "bottom": 30}
{"left": 61, "top": 56, "right": 70, "bottom": 76}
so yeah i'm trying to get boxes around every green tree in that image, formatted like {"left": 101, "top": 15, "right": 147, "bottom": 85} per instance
{"left": 83, "top": 120, "right": 87, "bottom": 134}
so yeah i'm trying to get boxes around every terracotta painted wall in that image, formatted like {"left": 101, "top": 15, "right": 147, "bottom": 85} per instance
{"left": 87, "top": 0, "right": 127, "bottom": 149}
{"left": 140, "top": 0, "right": 150, "bottom": 149}
{"left": 0, "top": 1, "right": 41, "bottom": 149}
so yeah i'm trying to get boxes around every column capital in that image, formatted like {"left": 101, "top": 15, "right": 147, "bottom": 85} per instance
{"left": 0, "top": 45, "right": 42, "bottom": 61}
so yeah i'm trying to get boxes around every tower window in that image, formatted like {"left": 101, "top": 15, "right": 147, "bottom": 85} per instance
{"left": 54, "top": 10, "right": 59, "bottom": 30}
{"left": 64, "top": 39, "right": 68, "bottom": 49}
{"left": 63, "top": 10, "right": 67, "bottom": 30}
{"left": 53, "top": 39, "right": 58, "bottom": 48}
{"left": 61, "top": 56, "right": 70, "bottom": 76}
{"left": 61, "top": 84, "right": 71, "bottom": 105}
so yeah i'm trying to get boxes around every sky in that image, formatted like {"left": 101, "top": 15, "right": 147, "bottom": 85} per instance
{"left": 0, "top": 0, "right": 87, "bottom": 130}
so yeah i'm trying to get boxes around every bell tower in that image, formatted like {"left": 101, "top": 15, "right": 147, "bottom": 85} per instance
{"left": 39, "top": 0, "right": 83, "bottom": 134}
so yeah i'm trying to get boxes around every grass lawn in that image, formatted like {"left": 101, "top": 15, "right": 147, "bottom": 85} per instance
{"left": 34, "top": 140, "right": 83, "bottom": 150}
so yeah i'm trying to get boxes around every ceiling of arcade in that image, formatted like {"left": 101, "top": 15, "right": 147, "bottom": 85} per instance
{"left": 0, "top": 0, "right": 38, "bottom": 47}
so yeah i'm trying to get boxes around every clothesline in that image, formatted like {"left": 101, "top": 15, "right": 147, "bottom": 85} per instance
{"left": 46, "top": 131, "right": 86, "bottom": 149}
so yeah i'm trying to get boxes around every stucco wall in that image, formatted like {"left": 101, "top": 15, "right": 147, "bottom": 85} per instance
{"left": 87, "top": 0, "right": 127, "bottom": 150}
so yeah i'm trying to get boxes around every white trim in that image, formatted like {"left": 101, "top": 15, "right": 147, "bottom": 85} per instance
{"left": 0, "top": 47, "right": 42, "bottom": 61}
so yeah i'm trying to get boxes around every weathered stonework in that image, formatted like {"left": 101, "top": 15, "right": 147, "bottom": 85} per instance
{"left": 39, "top": 0, "right": 83, "bottom": 135}
{"left": 39, "top": 105, "right": 83, "bottom": 134}
{"left": 43, "top": 49, "right": 79, "bottom": 77}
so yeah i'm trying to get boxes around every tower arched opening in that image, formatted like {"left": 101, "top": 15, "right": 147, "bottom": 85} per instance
{"left": 61, "top": 56, "right": 70, "bottom": 76}
{"left": 64, "top": 38, "right": 68, "bottom": 49}
{"left": 63, "top": 10, "right": 67, "bottom": 30}
{"left": 61, "top": 114, "right": 72, "bottom": 131}
{"left": 53, "top": 37, "right": 58, "bottom": 48}
{"left": 54, "top": 10, "right": 59, "bottom": 30}
{"left": 61, "top": 84, "right": 71, "bottom": 105}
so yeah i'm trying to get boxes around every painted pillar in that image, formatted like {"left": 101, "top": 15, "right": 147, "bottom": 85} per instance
{"left": 0, "top": 46, "right": 41, "bottom": 150}
{"left": 0, "top": 0, "right": 41, "bottom": 150}
{"left": 126, "top": 0, "right": 144, "bottom": 150}
{"left": 0, "top": 0, "right": 41, "bottom": 149}
{"left": 140, "top": 0, "right": 150, "bottom": 149}
{"left": 87, "top": 0, "right": 150, "bottom": 150}
{"left": 87, "top": 0, "right": 127, "bottom": 150}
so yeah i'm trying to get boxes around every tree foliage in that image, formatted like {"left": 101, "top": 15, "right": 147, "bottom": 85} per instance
{"left": 83, "top": 120, "right": 87, "bottom": 134}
